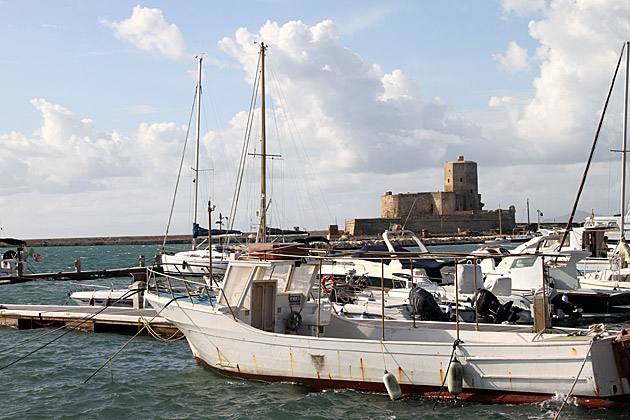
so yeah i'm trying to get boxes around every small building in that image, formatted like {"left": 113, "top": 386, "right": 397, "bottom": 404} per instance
{"left": 346, "top": 156, "right": 516, "bottom": 236}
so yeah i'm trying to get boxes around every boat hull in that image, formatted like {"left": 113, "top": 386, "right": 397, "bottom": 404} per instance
{"left": 146, "top": 292, "right": 630, "bottom": 407}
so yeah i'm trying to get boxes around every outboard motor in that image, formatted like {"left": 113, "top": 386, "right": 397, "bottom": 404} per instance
{"left": 549, "top": 289, "right": 582, "bottom": 318}
{"left": 409, "top": 286, "right": 450, "bottom": 321}
{"left": 475, "top": 288, "right": 521, "bottom": 324}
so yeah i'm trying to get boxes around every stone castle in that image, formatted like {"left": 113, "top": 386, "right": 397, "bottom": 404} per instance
{"left": 345, "top": 156, "right": 516, "bottom": 236}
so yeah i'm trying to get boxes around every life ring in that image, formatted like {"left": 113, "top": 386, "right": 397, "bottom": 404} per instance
{"left": 321, "top": 275, "right": 336, "bottom": 292}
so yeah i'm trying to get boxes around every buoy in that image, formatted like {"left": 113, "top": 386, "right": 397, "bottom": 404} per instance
{"left": 383, "top": 371, "right": 403, "bottom": 400}
{"left": 447, "top": 358, "right": 464, "bottom": 398}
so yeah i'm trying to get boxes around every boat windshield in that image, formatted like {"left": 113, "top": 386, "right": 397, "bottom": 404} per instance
{"left": 287, "top": 264, "right": 317, "bottom": 294}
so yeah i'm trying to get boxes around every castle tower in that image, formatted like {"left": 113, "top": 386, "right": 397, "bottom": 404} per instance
{"left": 444, "top": 155, "right": 482, "bottom": 211}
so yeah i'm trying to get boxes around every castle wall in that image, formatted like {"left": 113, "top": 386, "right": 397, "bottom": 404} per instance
{"left": 381, "top": 191, "right": 458, "bottom": 217}
{"left": 347, "top": 207, "right": 516, "bottom": 236}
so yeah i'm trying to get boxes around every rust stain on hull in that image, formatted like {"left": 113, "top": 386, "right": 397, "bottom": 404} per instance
{"left": 360, "top": 358, "right": 365, "bottom": 382}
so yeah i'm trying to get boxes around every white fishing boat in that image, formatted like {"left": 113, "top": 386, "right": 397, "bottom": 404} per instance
{"left": 145, "top": 244, "right": 630, "bottom": 407}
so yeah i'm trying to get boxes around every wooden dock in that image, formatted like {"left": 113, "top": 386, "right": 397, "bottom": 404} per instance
{"left": 0, "top": 304, "right": 180, "bottom": 339}
{"left": 0, "top": 266, "right": 148, "bottom": 285}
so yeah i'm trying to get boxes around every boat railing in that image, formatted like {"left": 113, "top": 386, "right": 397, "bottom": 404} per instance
{"left": 146, "top": 266, "right": 217, "bottom": 308}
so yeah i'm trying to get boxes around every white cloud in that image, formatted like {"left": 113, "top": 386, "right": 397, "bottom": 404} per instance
{"left": 490, "top": 1, "right": 630, "bottom": 163}
{"left": 100, "top": 5, "right": 186, "bottom": 60}
{"left": 218, "top": 20, "right": 480, "bottom": 179}
{"left": 494, "top": 41, "right": 531, "bottom": 74}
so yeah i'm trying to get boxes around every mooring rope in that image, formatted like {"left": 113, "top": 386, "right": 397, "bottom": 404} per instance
{"left": 0, "top": 289, "right": 143, "bottom": 371}
{"left": 553, "top": 335, "right": 600, "bottom": 420}
{"left": 432, "top": 338, "right": 462, "bottom": 409}
{"left": 83, "top": 295, "right": 187, "bottom": 383}
{"left": 139, "top": 316, "right": 184, "bottom": 342}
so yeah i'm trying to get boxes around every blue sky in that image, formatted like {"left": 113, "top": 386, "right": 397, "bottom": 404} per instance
{"left": 1, "top": 0, "right": 629, "bottom": 238}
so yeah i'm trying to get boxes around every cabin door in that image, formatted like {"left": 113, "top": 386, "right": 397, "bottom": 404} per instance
{"left": 251, "top": 281, "right": 276, "bottom": 332}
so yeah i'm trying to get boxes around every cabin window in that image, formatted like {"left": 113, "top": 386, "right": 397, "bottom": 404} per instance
{"left": 220, "top": 265, "right": 256, "bottom": 308}
{"left": 510, "top": 257, "right": 537, "bottom": 269}
{"left": 288, "top": 264, "right": 316, "bottom": 294}
{"left": 264, "top": 264, "right": 291, "bottom": 292}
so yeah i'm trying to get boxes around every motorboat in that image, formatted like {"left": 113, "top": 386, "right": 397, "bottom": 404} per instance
{"left": 0, "top": 238, "right": 30, "bottom": 277}
{"left": 319, "top": 230, "right": 454, "bottom": 288}
{"left": 69, "top": 278, "right": 149, "bottom": 308}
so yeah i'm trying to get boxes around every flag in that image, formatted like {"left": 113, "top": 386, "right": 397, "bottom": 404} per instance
{"left": 35, "top": 254, "right": 40, "bottom": 262}
{"left": 29, "top": 248, "right": 35, "bottom": 257}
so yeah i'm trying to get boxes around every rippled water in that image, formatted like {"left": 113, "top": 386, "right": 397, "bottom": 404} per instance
{"left": 0, "top": 244, "right": 627, "bottom": 419}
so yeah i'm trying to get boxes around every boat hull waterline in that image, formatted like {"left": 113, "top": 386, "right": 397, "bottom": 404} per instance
{"left": 146, "top": 293, "right": 629, "bottom": 408}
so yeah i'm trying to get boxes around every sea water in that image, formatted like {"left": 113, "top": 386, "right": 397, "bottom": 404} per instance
{"left": 0, "top": 244, "right": 626, "bottom": 419}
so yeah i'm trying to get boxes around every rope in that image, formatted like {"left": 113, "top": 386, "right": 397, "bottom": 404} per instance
{"left": 554, "top": 335, "right": 600, "bottom": 419}
{"left": 432, "top": 338, "right": 462, "bottom": 409}
{"left": 83, "top": 295, "right": 187, "bottom": 383}
{"left": 0, "top": 289, "right": 142, "bottom": 371}
{"left": 139, "top": 316, "right": 184, "bottom": 342}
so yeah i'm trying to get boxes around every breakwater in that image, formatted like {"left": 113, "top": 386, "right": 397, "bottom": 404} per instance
{"left": 19, "top": 233, "right": 501, "bottom": 249}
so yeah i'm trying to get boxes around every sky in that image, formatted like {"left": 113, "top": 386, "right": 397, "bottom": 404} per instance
{"left": 2, "top": 0, "right": 630, "bottom": 239}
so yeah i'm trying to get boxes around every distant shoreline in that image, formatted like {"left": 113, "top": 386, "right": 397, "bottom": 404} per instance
{"left": 15, "top": 233, "right": 506, "bottom": 249}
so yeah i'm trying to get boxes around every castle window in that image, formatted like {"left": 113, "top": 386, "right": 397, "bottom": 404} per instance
{"left": 470, "top": 189, "right": 473, "bottom": 193}
{"left": 459, "top": 178, "right": 463, "bottom": 182}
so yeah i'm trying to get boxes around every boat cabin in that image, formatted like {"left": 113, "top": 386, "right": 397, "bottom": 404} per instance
{"left": 219, "top": 257, "right": 331, "bottom": 335}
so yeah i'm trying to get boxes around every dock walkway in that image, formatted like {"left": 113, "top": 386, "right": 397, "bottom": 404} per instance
{"left": 0, "top": 266, "right": 147, "bottom": 285}
{"left": 0, "top": 304, "right": 180, "bottom": 338}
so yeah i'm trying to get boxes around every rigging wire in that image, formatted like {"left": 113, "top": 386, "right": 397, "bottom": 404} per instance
{"left": 267, "top": 58, "right": 334, "bottom": 227}
{"left": 228, "top": 50, "right": 262, "bottom": 231}
{"left": 269, "top": 60, "right": 333, "bottom": 230}
{"left": 162, "top": 87, "right": 198, "bottom": 249}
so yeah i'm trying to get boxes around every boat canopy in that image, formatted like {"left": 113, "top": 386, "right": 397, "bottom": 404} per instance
{"left": 352, "top": 244, "right": 454, "bottom": 279}
{"left": 192, "top": 223, "right": 242, "bottom": 238}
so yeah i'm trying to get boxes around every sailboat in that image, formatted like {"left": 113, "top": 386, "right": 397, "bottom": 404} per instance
{"left": 160, "top": 56, "right": 244, "bottom": 278}
{"left": 145, "top": 43, "right": 630, "bottom": 408}
{"left": 578, "top": 41, "right": 630, "bottom": 291}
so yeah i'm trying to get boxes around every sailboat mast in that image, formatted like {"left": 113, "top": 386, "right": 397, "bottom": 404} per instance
{"left": 193, "top": 55, "right": 203, "bottom": 248}
{"left": 259, "top": 43, "right": 267, "bottom": 243}
{"left": 621, "top": 42, "right": 629, "bottom": 240}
